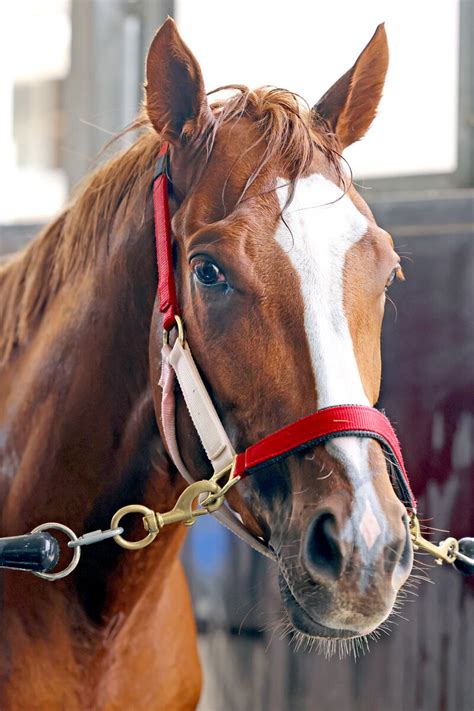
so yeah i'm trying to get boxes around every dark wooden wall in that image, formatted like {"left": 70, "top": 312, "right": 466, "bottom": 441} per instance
{"left": 183, "top": 190, "right": 474, "bottom": 711}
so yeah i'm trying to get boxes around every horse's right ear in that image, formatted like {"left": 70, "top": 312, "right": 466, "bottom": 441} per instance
{"left": 313, "top": 24, "right": 389, "bottom": 149}
{"left": 145, "top": 17, "right": 213, "bottom": 145}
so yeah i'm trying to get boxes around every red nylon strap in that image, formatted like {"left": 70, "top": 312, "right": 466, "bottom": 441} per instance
{"left": 233, "top": 405, "right": 416, "bottom": 510}
{"left": 153, "top": 142, "right": 180, "bottom": 332}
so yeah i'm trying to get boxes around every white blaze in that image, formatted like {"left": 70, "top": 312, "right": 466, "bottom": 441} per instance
{"left": 275, "top": 174, "right": 369, "bottom": 409}
{"left": 359, "top": 498, "right": 382, "bottom": 550}
{"left": 275, "top": 174, "right": 383, "bottom": 550}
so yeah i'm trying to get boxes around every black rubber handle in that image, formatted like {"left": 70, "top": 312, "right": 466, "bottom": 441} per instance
{"left": 0, "top": 533, "right": 60, "bottom": 573}
{"left": 453, "top": 538, "right": 474, "bottom": 576}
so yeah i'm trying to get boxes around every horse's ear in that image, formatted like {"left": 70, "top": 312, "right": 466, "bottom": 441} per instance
{"left": 313, "top": 24, "right": 388, "bottom": 149}
{"left": 145, "top": 17, "right": 213, "bottom": 144}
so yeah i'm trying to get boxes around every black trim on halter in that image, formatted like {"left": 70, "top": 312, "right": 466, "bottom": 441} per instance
{"left": 153, "top": 152, "right": 169, "bottom": 181}
{"left": 246, "top": 429, "right": 415, "bottom": 510}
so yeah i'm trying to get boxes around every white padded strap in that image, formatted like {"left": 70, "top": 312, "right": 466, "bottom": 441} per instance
{"left": 159, "top": 347, "right": 191, "bottom": 480}
{"left": 160, "top": 343, "right": 275, "bottom": 560}
{"left": 168, "top": 338, "right": 235, "bottom": 474}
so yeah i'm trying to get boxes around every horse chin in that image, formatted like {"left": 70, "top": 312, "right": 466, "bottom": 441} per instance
{"left": 278, "top": 570, "right": 364, "bottom": 640}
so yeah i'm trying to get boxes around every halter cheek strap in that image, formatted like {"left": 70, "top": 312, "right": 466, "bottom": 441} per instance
{"left": 167, "top": 338, "right": 235, "bottom": 473}
{"left": 153, "top": 144, "right": 416, "bottom": 559}
{"left": 160, "top": 340, "right": 276, "bottom": 559}
{"left": 153, "top": 148, "right": 179, "bottom": 332}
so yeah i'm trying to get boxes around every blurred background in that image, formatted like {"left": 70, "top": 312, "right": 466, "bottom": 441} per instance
{"left": 1, "top": 1, "right": 472, "bottom": 709}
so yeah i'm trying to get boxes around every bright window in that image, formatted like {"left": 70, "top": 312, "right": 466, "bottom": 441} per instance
{"left": 177, "top": 0, "right": 460, "bottom": 179}
{"left": 0, "top": 0, "right": 71, "bottom": 223}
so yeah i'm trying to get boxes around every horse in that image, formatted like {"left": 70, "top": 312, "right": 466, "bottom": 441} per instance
{"left": 0, "top": 18, "right": 413, "bottom": 710}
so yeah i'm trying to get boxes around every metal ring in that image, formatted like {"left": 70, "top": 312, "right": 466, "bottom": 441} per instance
{"left": 30, "top": 523, "right": 81, "bottom": 581}
{"left": 163, "top": 315, "right": 185, "bottom": 346}
{"left": 110, "top": 505, "right": 158, "bottom": 550}
{"left": 453, "top": 549, "right": 474, "bottom": 565}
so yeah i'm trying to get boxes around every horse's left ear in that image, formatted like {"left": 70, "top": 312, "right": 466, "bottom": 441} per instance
{"left": 145, "top": 17, "right": 213, "bottom": 145}
{"left": 313, "top": 24, "right": 388, "bottom": 149}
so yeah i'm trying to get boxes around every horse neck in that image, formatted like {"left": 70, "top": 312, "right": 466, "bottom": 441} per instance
{"left": 0, "top": 177, "right": 185, "bottom": 623}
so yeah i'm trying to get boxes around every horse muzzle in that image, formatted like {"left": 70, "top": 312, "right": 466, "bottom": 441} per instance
{"left": 276, "top": 488, "right": 413, "bottom": 638}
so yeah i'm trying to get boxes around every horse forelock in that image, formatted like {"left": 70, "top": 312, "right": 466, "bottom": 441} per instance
{"left": 206, "top": 85, "right": 344, "bottom": 199}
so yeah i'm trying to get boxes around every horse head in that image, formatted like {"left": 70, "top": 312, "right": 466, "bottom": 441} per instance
{"left": 146, "top": 19, "right": 412, "bottom": 642}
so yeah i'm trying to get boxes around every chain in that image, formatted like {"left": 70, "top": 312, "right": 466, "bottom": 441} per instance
{"left": 20, "top": 474, "right": 474, "bottom": 581}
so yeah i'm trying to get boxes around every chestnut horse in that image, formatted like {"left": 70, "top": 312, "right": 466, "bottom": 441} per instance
{"left": 0, "top": 19, "right": 412, "bottom": 710}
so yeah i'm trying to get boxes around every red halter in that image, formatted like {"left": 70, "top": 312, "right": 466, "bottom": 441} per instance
{"left": 153, "top": 143, "right": 416, "bottom": 512}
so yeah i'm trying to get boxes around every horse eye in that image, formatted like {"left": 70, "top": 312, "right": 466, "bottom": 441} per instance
{"left": 192, "top": 258, "right": 226, "bottom": 286}
{"left": 385, "top": 268, "right": 398, "bottom": 291}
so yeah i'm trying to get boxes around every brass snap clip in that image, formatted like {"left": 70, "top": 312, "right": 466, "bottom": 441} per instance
{"left": 110, "top": 458, "right": 239, "bottom": 551}
{"left": 111, "top": 480, "right": 223, "bottom": 551}
{"left": 409, "top": 513, "right": 459, "bottom": 566}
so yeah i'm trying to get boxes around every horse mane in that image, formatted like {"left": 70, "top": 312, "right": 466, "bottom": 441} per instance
{"left": 0, "top": 86, "right": 341, "bottom": 366}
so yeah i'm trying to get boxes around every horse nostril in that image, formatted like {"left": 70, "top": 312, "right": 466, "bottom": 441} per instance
{"left": 304, "top": 511, "right": 343, "bottom": 581}
{"left": 398, "top": 514, "right": 412, "bottom": 569}
{"left": 384, "top": 515, "right": 411, "bottom": 575}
